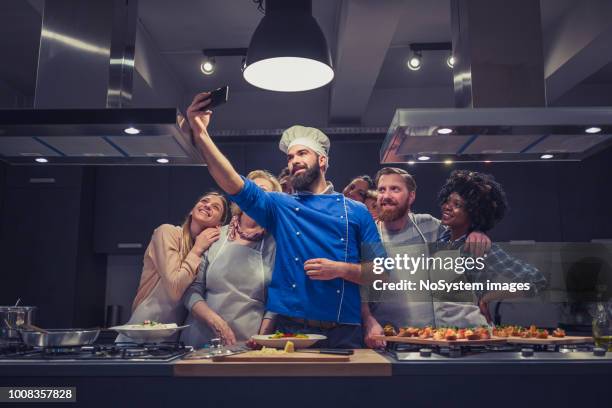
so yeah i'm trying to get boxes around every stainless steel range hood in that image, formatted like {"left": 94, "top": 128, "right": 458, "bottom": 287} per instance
{"left": 381, "top": 107, "right": 612, "bottom": 163}
{"left": 0, "top": 108, "right": 202, "bottom": 166}
{"left": 381, "top": 0, "right": 612, "bottom": 164}
{"left": 0, "top": 0, "right": 203, "bottom": 166}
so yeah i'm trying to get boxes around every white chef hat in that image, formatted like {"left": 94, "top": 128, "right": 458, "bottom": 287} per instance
{"left": 279, "top": 125, "right": 330, "bottom": 160}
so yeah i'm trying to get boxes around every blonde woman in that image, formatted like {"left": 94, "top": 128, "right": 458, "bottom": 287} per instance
{"left": 118, "top": 192, "right": 229, "bottom": 342}
{"left": 182, "top": 171, "right": 281, "bottom": 347}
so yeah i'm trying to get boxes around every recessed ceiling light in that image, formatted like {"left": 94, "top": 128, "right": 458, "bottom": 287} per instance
{"left": 446, "top": 55, "right": 455, "bottom": 68}
{"left": 417, "top": 155, "right": 430, "bottom": 161}
{"left": 444, "top": 159, "right": 453, "bottom": 165}
{"left": 407, "top": 160, "right": 415, "bottom": 165}
{"left": 540, "top": 154, "right": 554, "bottom": 159}
{"left": 156, "top": 158, "right": 169, "bottom": 164}
{"left": 200, "top": 57, "right": 215, "bottom": 75}
{"left": 437, "top": 127, "right": 453, "bottom": 135}
{"left": 407, "top": 52, "right": 422, "bottom": 71}
{"left": 124, "top": 127, "right": 140, "bottom": 135}
{"left": 585, "top": 126, "right": 601, "bottom": 134}
{"left": 35, "top": 157, "right": 48, "bottom": 163}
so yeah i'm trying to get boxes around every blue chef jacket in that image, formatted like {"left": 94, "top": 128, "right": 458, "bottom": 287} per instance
{"left": 229, "top": 177, "right": 385, "bottom": 324}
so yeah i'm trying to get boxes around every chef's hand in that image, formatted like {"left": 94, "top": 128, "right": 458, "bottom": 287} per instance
{"left": 464, "top": 231, "right": 491, "bottom": 258}
{"left": 204, "top": 311, "right": 237, "bottom": 346}
{"left": 245, "top": 337, "right": 262, "bottom": 350}
{"left": 304, "top": 258, "right": 345, "bottom": 280}
{"left": 186, "top": 91, "right": 213, "bottom": 136}
{"left": 363, "top": 316, "right": 386, "bottom": 349}
{"left": 193, "top": 226, "right": 221, "bottom": 256}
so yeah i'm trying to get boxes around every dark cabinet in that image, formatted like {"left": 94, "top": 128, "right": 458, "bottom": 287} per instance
{"left": 0, "top": 169, "right": 83, "bottom": 327}
{"left": 489, "top": 162, "right": 562, "bottom": 242}
{"left": 4, "top": 165, "right": 83, "bottom": 188}
{"left": 93, "top": 167, "right": 171, "bottom": 253}
{"left": 93, "top": 144, "right": 245, "bottom": 253}
{"left": 555, "top": 149, "right": 612, "bottom": 242}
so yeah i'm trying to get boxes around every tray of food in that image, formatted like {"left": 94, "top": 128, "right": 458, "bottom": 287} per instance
{"left": 109, "top": 320, "right": 189, "bottom": 342}
{"left": 250, "top": 331, "right": 326, "bottom": 349}
{"left": 492, "top": 325, "right": 593, "bottom": 345}
{"left": 374, "top": 325, "right": 507, "bottom": 346}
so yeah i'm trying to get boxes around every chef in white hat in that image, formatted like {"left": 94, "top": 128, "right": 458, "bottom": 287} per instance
{"left": 278, "top": 125, "right": 332, "bottom": 193}
{"left": 186, "top": 92, "right": 386, "bottom": 348}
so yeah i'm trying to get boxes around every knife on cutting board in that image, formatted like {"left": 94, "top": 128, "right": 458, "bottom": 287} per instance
{"left": 297, "top": 349, "right": 354, "bottom": 355}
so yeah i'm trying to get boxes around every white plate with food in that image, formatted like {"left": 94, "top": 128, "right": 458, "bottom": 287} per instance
{"left": 251, "top": 332, "right": 326, "bottom": 348}
{"left": 109, "top": 321, "right": 190, "bottom": 342}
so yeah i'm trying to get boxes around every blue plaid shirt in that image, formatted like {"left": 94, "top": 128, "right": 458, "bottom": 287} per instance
{"left": 437, "top": 229, "right": 547, "bottom": 296}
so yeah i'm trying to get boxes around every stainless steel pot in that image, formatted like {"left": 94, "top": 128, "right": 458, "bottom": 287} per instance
{"left": 0, "top": 306, "right": 36, "bottom": 339}
{"left": 19, "top": 328, "right": 100, "bottom": 347}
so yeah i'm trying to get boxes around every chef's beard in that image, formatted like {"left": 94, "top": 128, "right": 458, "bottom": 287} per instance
{"left": 377, "top": 200, "right": 410, "bottom": 222}
{"left": 291, "top": 164, "right": 321, "bottom": 191}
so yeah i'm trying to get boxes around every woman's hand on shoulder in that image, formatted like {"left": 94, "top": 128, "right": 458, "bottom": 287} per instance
{"left": 193, "top": 226, "right": 221, "bottom": 256}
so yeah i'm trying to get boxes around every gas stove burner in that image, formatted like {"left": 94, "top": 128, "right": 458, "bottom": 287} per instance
{"left": 124, "top": 348, "right": 148, "bottom": 357}
{"left": 486, "top": 344, "right": 518, "bottom": 352}
{"left": 42, "top": 346, "right": 84, "bottom": 355}
{"left": 115, "top": 341, "right": 186, "bottom": 350}
{"left": 0, "top": 342, "right": 32, "bottom": 356}
{"left": 0, "top": 341, "right": 192, "bottom": 362}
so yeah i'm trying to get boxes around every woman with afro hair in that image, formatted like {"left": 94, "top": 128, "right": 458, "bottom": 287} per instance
{"left": 438, "top": 170, "right": 508, "bottom": 239}
{"left": 436, "top": 170, "right": 547, "bottom": 323}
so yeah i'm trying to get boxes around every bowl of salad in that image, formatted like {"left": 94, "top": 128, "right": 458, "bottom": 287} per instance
{"left": 251, "top": 331, "right": 326, "bottom": 348}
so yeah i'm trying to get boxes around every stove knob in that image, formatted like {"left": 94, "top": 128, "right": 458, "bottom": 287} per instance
{"left": 521, "top": 348, "right": 534, "bottom": 357}
{"left": 419, "top": 348, "right": 432, "bottom": 357}
{"left": 593, "top": 347, "right": 607, "bottom": 357}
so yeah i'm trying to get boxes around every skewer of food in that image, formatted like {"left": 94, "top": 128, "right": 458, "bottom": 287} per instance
{"left": 491, "top": 325, "right": 566, "bottom": 338}
{"left": 383, "top": 325, "right": 493, "bottom": 341}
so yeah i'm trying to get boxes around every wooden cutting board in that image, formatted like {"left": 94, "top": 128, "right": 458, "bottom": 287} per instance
{"left": 493, "top": 335, "right": 593, "bottom": 345}
{"left": 372, "top": 335, "right": 507, "bottom": 347}
{"left": 212, "top": 350, "right": 350, "bottom": 362}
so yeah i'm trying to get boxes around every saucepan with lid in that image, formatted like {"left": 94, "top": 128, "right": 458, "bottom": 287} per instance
{"left": 0, "top": 306, "right": 37, "bottom": 340}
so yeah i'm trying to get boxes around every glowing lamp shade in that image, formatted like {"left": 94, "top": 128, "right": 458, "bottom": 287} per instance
{"left": 243, "top": 0, "right": 334, "bottom": 92}
{"left": 244, "top": 57, "right": 333, "bottom": 92}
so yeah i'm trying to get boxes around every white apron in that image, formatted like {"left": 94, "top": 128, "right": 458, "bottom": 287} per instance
{"left": 116, "top": 278, "right": 187, "bottom": 343}
{"left": 429, "top": 248, "right": 488, "bottom": 327}
{"left": 181, "top": 234, "right": 268, "bottom": 347}
{"left": 374, "top": 215, "right": 488, "bottom": 328}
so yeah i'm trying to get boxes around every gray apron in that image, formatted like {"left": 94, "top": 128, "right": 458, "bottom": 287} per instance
{"left": 181, "top": 235, "right": 267, "bottom": 347}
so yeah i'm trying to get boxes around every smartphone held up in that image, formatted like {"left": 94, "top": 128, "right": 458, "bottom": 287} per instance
{"left": 207, "top": 85, "right": 229, "bottom": 109}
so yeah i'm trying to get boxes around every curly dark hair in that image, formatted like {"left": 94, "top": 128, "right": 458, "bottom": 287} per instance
{"left": 437, "top": 170, "right": 509, "bottom": 232}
